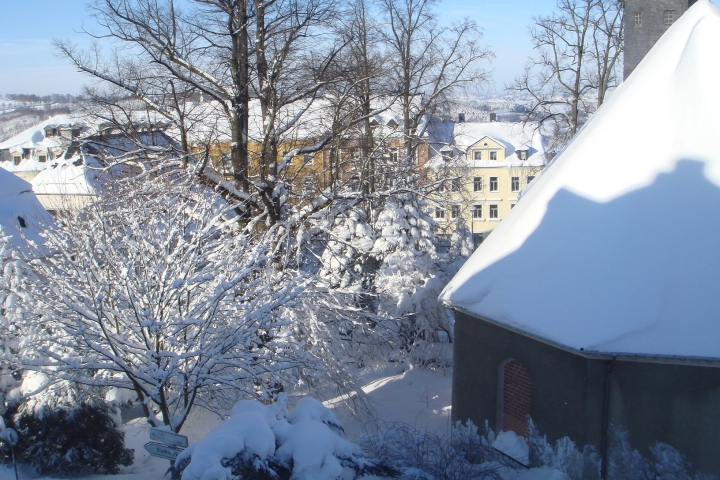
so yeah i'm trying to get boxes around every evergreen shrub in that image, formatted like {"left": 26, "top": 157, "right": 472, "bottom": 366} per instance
{"left": 4, "top": 402, "right": 133, "bottom": 474}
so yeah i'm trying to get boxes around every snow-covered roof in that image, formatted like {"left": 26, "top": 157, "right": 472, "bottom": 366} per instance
{"left": 0, "top": 114, "right": 82, "bottom": 151}
{"left": 427, "top": 121, "right": 546, "bottom": 167}
{"left": 31, "top": 155, "right": 100, "bottom": 196}
{"left": 175, "top": 96, "right": 427, "bottom": 146}
{"left": 0, "top": 115, "right": 88, "bottom": 174}
{"left": 0, "top": 168, "right": 51, "bottom": 247}
{"left": 439, "top": 0, "right": 720, "bottom": 360}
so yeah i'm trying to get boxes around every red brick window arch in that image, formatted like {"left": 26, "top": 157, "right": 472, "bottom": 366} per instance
{"left": 498, "top": 359, "right": 531, "bottom": 438}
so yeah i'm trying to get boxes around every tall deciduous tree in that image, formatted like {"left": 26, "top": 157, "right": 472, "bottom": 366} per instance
{"left": 510, "top": 0, "right": 623, "bottom": 151}
{"left": 378, "top": 0, "right": 492, "bottom": 164}
{"left": 57, "top": 0, "right": 346, "bottom": 220}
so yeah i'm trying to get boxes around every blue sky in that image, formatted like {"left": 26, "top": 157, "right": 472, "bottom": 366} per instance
{"left": 0, "top": 0, "right": 558, "bottom": 95}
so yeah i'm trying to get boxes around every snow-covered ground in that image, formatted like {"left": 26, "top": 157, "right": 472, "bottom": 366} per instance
{"left": 0, "top": 362, "right": 569, "bottom": 480}
{"left": 324, "top": 363, "right": 454, "bottom": 441}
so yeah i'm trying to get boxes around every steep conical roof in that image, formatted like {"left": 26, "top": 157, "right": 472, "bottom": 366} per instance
{"left": 440, "top": 0, "right": 720, "bottom": 359}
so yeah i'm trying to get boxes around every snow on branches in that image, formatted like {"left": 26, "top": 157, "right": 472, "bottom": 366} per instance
{"left": 8, "top": 171, "right": 372, "bottom": 432}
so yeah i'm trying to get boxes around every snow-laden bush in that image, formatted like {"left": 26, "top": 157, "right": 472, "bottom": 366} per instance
{"left": 175, "top": 395, "right": 396, "bottom": 480}
{"left": 3, "top": 401, "right": 133, "bottom": 474}
{"left": 607, "top": 425, "right": 714, "bottom": 480}
{"left": 0, "top": 414, "right": 19, "bottom": 470}
{"left": 528, "top": 420, "right": 598, "bottom": 479}
{"left": 318, "top": 197, "right": 468, "bottom": 366}
{"left": 361, "top": 420, "right": 512, "bottom": 480}
{"left": 528, "top": 421, "right": 715, "bottom": 480}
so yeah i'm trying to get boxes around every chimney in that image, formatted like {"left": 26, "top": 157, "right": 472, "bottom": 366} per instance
{"left": 489, "top": 112, "right": 497, "bottom": 122}
{"left": 458, "top": 113, "right": 465, "bottom": 123}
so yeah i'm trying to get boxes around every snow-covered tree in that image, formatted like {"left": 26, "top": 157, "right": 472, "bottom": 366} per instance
{"left": 319, "top": 208, "right": 376, "bottom": 291}
{"left": 9, "top": 170, "right": 377, "bottom": 433}
{"left": 318, "top": 185, "right": 472, "bottom": 352}
{"left": 0, "top": 232, "right": 35, "bottom": 414}
{"left": 370, "top": 195, "right": 455, "bottom": 347}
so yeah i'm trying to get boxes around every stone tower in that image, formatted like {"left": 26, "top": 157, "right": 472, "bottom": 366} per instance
{"left": 623, "top": 0, "right": 697, "bottom": 79}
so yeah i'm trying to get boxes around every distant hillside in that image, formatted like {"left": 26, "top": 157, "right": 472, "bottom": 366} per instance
{"left": 432, "top": 93, "right": 532, "bottom": 123}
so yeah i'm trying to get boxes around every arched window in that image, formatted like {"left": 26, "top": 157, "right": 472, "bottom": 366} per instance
{"left": 497, "top": 359, "right": 531, "bottom": 438}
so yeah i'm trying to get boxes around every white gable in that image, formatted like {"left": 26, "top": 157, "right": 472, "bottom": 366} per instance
{"left": 439, "top": 0, "right": 720, "bottom": 360}
{"left": 469, "top": 136, "right": 504, "bottom": 151}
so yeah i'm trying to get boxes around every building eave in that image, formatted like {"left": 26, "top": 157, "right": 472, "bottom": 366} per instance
{"left": 444, "top": 302, "right": 720, "bottom": 368}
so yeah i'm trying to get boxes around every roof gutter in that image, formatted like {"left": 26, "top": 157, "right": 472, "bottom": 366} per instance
{"left": 444, "top": 303, "right": 720, "bottom": 368}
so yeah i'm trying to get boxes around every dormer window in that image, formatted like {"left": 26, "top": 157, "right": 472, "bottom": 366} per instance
{"left": 518, "top": 150, "right": 528, "bottom": 161}
{"left": 370, "top": 118, "right": 380, "bottom": 127}
{"left": 12, "top": 156, "right": 21, "bottom": 166}
{"left": 38, "top": 154, "right": 47, "bottom": 163}
{"left": 387, "top": 119, "right": 398, "bottom": 128}
{"left": 473, "top": 151, "right": 482, "bottom": 160}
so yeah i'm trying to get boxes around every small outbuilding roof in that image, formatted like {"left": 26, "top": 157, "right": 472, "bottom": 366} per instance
{"left": 439, "top": 0, "right": 720, "bottom": 360}
{"left": 30, "top": 155, "right": 100, "bottom": 196}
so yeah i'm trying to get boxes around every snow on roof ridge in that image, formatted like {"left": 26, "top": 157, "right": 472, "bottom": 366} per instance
{"left": 440, "top": 0, "right": 720, "bottom": 359}
{"left": 0, "top": 114, "right": 82, "bottom": 150}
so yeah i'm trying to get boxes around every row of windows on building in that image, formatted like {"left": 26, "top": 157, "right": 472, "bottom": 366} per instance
{"left": 282, "top": 147, "right": 403, "bottom": 164}
{"left": 435, "top": 203, "right": 512, "bottom": 220}
{"left": 11, "top": 152, "right": 50, "bottom": 165}
{"left": 440, "top": 175, "right": 535, "bottom": 193}
{"left": 634, "top": 10, "right": 675, "bottom": 27}
{"left": 473, "top": 150, "right": 498, "bottom": 161}
{"left": 442, "top": 150, "right": 528, "bottom": 162}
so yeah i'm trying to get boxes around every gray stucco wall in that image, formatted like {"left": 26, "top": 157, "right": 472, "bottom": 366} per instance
{"left": 609, "top": 361, "right": 720, "bottom": 473}
{"left": 453, "top": 311, "right": 720, "bottom": 474}
{"left": 624, "top": 0, "right": 691, "bottom": 79}
{"left": 452, "top": 311, "right": 606, "bottom": 449}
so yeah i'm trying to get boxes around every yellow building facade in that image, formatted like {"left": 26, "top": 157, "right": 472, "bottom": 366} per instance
{"left": 428, "top": 122, "right": 546, "bottom": 246}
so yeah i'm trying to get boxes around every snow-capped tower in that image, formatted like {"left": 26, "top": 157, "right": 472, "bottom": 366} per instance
{"left": 623, "top": 0, "right": 698, "bottom": 79}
